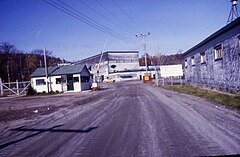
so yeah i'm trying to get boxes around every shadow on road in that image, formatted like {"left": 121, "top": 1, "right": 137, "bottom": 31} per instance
{"left": 0, "top": 125, "right": 98, "bottom": 149}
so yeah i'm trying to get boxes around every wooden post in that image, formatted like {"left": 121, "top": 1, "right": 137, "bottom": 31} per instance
{"left": 0, "top": 78, "right": 3, "bottom": 96}
{"left": 155, "top": 66, "right": 158, "bottom": 87}
{"left": 16, "top": 80, "right": 19, "bottom": 96}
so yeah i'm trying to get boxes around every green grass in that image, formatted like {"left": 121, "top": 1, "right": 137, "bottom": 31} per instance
{"left": 161, "top": 85, "right": 240, "bottom": 109}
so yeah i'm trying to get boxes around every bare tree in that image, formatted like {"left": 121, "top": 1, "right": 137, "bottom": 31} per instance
{"left": 0, "top": 42, "right": 15, "bottom": 53}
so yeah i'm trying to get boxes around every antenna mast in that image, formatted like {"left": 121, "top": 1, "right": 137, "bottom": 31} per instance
{"left": 227, "top": 0, "right": 240, "bottom": 24}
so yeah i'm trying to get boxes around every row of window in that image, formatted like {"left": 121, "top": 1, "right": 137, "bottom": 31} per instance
{"left": 109, "top": 60, "right": 138, "bottom": 63}
{"left": 35, "top": 76, "right": 89, "bottom": 86}
{"left": 185, "top": 44, "right": 223, "bottom": 67}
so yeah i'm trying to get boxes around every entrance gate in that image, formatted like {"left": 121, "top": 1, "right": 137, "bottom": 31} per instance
{"left": 0, "top": 78, "right": 31, "bottom": 96}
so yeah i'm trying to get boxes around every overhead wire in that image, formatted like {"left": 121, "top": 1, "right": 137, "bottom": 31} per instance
{"left": 112, "top": 0, "right": 145, "bottom": 34}
{"left": 56, "top": 0, "right": 129, "bottom": 41}
{"left": 78, "top": 0, "right": 136, "bottom": 36}
{"left": 41, "top": 0, "right": 129, "bottom": 42}
{"left": 94, "top": 0, "right": 139, "bottom": 36}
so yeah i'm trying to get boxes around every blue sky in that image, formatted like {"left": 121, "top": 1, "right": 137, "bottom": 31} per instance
{"left": 0, "top": 0, "right": 231, "bottom": 61}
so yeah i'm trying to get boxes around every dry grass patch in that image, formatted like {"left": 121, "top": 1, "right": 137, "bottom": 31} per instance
{"left": 162, "top": 85, "right": 240, "bottom": 109}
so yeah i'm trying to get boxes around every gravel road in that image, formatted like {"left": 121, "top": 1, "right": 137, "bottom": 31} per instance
{"left": 0, "top": 81, "right": 240, "bottom": 157}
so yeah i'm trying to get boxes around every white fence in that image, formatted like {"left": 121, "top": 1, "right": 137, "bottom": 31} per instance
{"left": 156, "top": 77, "right": 185, "bottom": 86}
{"left": 0, "top": 78, "right": 31, "bottom": 96}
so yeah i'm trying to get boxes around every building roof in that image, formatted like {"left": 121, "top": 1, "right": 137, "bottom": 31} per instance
{"left": 106, "top": 51, "right": 139, "bottom": 54}
{"left": 183, "top": 17, "right": 240, "bottom": 58}
{"left": 75, "top": 50, "right": 139, "bottom": 64}
{"left": 30, "top": 64, "right": 87, "bottom": 77}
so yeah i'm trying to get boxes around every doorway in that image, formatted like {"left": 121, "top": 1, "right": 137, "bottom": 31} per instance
{"left": 67, "top": 75, "right": 74, "bottom": 91}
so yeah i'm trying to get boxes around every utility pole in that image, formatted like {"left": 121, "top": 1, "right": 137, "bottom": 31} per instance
{"left": 136, "top": 32, "right": 150, "bottom": 75}
{"left": 44, "top": 47, "right": 49, "bottom": 93}
{"left": 95, "top": 39, "right": 107, "bottom": 89}
{"left": 7, "top": 64, "right": 10, "bottom": 83}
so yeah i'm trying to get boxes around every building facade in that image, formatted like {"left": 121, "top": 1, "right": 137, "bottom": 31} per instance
{"left": 76, "top": 51, "right": 146, "bottom": 81}
{"left": 76, "top": 51, "right": 179, "bottom": 82}
{"left": 30, "top": 64, "right": 91, "bottom": 93}
{"left": 183, "top": 17, "right": 240, "bottom": 93}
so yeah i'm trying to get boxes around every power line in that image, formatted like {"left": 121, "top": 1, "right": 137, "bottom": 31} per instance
{"left": 56, "top": 0, "right": 129, "bottom": 40}
{"left": 94, "top": 0, "right": 138, "bottom": 36}
{"left": 112, "top": 0, "right": 145, "bottom": 33}
{"left": 42, "top": 0, "right": 129, "bottom": 42}
{"left": 78, "top": 0, "right": 136, "bottom": 36}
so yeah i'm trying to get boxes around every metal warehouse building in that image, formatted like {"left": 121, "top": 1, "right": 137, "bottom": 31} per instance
{"left": 182, "top": 17, "right": 240, "bottom": 93}
{"left": 76, "top": 51, "right": 150, "bottom": 82}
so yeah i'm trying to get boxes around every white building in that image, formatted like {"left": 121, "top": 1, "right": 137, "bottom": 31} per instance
{"left": 30, "top": 64, "right": 91, "bottom": 93}
{"left": 76, "top": 51, "right": 158, "bottom": 81}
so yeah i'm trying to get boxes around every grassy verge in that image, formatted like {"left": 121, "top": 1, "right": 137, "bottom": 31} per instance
{"left": 161, "top": 85, "right": 240, "bottom": 109}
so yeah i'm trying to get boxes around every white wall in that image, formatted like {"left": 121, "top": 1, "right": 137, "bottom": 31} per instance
{"left": 32, "top": 75, "right": 81, "bottom": 93}
{"left": 109, "top": 62, "right": 139, "bottom": 73}
{"left": 50, "top": 76, "right": 63, "bottom": 92}
{"left": 108, "top": 52, "right": 139, "bottom": 73}
{"left": 31, "top": 76, "right": 64, "bottom": 93}
{"left": 73, "top": 74, "right": 81, "bottom": 92}
{"left": 31, "top": 77, "right": 48, "bottom": 93}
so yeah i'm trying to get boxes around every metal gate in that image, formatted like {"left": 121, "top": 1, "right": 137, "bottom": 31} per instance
{"left": 0, "top": 78, "right": 31, "bottom": 96}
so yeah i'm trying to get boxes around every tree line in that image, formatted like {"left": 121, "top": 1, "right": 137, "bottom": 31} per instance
{"left": 0, "top": 42, "right": 183, "bottom": 83}
{"left": 0, "top": 42, "right": 63, "bottom": 83}
{"left": 139, "top": 53, "right": 183, "bottom": 66}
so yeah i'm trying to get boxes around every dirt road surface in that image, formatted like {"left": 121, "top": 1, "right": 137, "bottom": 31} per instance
{"left": 0, "top": 81, "right": 240, "bottom": 157}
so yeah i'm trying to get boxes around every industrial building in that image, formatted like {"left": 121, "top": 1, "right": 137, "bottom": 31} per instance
{"left": 76, "top": 51, "right": 156, "bottom": 82}
{"left": 182, "top": 17, "right": 240, "bottom": 93}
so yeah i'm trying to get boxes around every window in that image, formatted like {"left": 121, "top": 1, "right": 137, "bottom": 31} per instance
{"left": 191, "top": 56, "right": 195, "bottom": 66}
{"left": 184, "top": 59, "right": 188, "bottom": 68}
{"left": 120, "top": 75, "right": 133, "bottom": 78}
{"left": 61, "top": 75, "right": 67, "bottom": 83}
{"left": 73, "top": 77, "right": 79, "bottom": 83}
{"left": 36, "top": 79, "right": 46, "bottom": 86}
{"left": 81, "top": 76, "right": 89, "bottom": 82}
{"left": 56, "top": 78, "right": 61, "bottom": 84}
{"left": 214, "top": 44, "right": 223, "bottom": 60}
{"left": 200, "top": 52, "right": 206, "bottom": 64}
